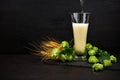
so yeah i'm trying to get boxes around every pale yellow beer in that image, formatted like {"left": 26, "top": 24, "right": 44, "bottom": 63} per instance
{"left": 72, "top": 23, "right": 88, "bottom": 54}
{"left": 71, "top": 12, "right": 90, "bottom": 55}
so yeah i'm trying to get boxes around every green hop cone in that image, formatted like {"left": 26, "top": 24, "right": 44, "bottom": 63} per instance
{"left": 51, "top": 48, "right": 61, "bottom": 59}
{"left": 59, "top": 54, "right": 67, "bottom": 62}
{"left": 67, "top": 55, "right": 73, "bottom": 61}
{"left": 86, "top": 43, "right": 93, "bottom": 50}
{"left": 110, "top": 55, "right": 117, "bottom": 63}
{"left": 88, "top": 50, "right": 96, "bottom": 56}
{"left": 88, "top": 56, "right": 99, "bottom": 63}
{"left": 60, "top": 41, "right": 69, "bottom": 48}
{"left": 93, "top": 46, "right": 98, "bottom": 52}
{"left": 103, "top": 59, "right": 112, "bottom": 67}
{"left": 92, "top": 63, "right": 104, "bottom": 71}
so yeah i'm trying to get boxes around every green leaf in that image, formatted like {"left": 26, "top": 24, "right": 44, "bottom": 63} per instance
{"left": 98, "top": 55, "right": 110, "bottom": 63}
{"left": 59, "top": 47, "right": 75, "bottom": 62}
{"left": 61, "top": 48, "right": 74, "bottom": 55}
{"left": 96, "top": 51, "right": 110, "bottom": 63}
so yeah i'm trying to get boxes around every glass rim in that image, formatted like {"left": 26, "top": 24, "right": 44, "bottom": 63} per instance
{"left": 70, "top": 12, "right": 90, "bottom": 14}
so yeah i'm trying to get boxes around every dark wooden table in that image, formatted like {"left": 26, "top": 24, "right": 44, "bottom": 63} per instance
{"left": 0, "top": 54, "right": 120, "bottom": 80}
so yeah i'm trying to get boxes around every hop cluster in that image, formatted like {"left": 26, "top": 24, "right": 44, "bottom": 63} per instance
{"left": 86, "top": 43, "right": 117, "bottom": 72}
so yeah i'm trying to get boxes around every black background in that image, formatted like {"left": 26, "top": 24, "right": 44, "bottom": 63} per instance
{"left": 0, "top": 0, "right": 120, "bottom": 54}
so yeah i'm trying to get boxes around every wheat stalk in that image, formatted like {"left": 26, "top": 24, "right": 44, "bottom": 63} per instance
{"left": 28, "top": 37, "right": 61, "bottom": 60}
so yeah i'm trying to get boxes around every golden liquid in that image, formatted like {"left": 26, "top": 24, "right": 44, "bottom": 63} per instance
{"left": 72, "top": 23, "right": 88, "bottom": 55}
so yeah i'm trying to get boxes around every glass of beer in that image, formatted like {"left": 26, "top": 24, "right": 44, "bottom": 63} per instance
{"left": 71, "top": 12, "right": 90, "bottom": 55}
